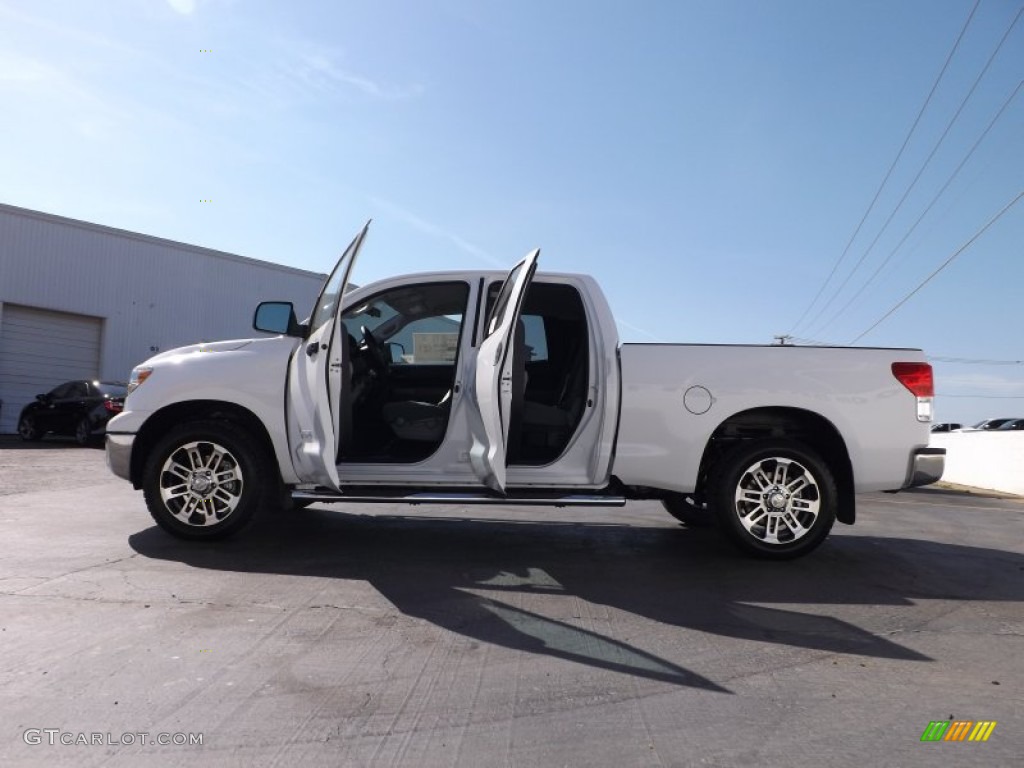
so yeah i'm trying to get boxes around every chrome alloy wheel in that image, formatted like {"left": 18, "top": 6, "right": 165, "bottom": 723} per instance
{"left": 733, "top": 456, "right": 821, "bottom": 545}
{"left": 158, "top": 440, "right": 244, "bottom": 526}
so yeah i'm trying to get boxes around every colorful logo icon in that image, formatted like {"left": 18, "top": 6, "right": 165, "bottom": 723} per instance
{"left": 920, "top": 720, "right": 997, "bottom": 742}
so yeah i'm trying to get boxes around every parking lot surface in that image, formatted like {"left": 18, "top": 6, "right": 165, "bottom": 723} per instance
{"left": 1, "top": 439, "right": 1022, "bottom": 767}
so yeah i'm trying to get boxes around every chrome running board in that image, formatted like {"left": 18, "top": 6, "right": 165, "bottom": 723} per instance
{"left": 292, "top": 490, "right": 626, "bottom": 507}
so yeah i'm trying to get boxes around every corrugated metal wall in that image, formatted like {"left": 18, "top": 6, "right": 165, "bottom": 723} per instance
{"left": 0, "top": 305, "right": 103, "bottom": 433}
{"left": 0, "top": 203, "right": 326, "bottom": 433}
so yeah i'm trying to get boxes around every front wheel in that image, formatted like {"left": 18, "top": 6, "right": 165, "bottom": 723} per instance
{"left": 142, "top": 421, "right": 273, "bottom": 540}
{"left": 18, "top": 414, "right": 42, "bottom": 441}
{"left": 709, "top": 439, "right": 837, "bottom": 559}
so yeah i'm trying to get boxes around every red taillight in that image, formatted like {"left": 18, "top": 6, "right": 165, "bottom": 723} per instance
{"left": 104, "top": 400, "right": 123, "bottom": 413}
{"left": 892, "top": 362, "right": 934, "bottom": 397}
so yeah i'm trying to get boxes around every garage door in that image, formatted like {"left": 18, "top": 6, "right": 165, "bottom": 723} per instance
{"left": 0, "top": 304, "right": 102, "bottom": 434}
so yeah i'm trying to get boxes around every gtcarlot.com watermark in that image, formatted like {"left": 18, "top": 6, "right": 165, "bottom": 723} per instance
{"left": 23, "top": 729, "right": 203, "bottom": 747}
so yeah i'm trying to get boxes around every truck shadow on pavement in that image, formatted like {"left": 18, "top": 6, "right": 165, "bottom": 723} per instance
{"left": 128, "top": 508, "right": 1023, "bottom": 693}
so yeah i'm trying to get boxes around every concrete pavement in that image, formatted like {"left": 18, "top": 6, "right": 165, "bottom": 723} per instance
{"left": 1, "top": 441, "right": 1021, "bottom": 766}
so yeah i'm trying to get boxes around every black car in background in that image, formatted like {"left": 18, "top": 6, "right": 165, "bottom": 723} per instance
{"left": 17, "top": 380, "right": 127, "bottom": 445}
{"left": 994, "top": 418, "right": 1024, "bottom": 431}
{"left": 964, "top": 417, "right": 1017, "bottom": 432}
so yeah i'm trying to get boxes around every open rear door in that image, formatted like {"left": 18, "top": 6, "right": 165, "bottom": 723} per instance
{"left": 468, "top": 248, "right": 539, "bottom": 493}
{"left": 288, "top": 222, "right": 370, "bottom": 488}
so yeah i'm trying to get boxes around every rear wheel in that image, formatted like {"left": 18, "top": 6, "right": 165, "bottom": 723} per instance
{"left": 710, "top": 439, "right": 837, "bottom": 559}
{"left": 75, "top": 417, "right": 93, "bottom": 446}
{"left": 143, "top": 420, "right": 272, "bottom": 540}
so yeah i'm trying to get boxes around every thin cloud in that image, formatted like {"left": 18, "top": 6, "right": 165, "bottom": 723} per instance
{"left": 0, "top": 52, "right": 68, "bottom": 86}
{"left": 272, "top": 38, "right": 423, "bottom": 101}
{"left": 0, "top": 52, "right": 115, "bottom": 127}
{"left": 0, "top": 49, "right": 195, "bottom": 144}
{"left": 166, "top": 0, "right": 197, "bottom": 15}
{"left": 937, "top": 372, "right": 1024, "bottom": 396}
{"left": 297, "top": 53, "right": 388, "bottom": 98}
{"left": 616, "top": 319, "right": 665, "bottom": 342}
{"left": 368, "top": 196, "right": 506, "bottom": 268}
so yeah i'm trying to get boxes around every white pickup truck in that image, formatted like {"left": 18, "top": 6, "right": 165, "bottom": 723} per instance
{"left": 106, "top": 223, "right": 944, "bottom": 559}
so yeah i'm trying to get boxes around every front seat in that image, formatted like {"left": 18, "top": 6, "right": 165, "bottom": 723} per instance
{"left": 381, "top": 390, "right": 452, "bottom": 443}
{"left": 382, "top": 320, "right": 529, "bottom": 446}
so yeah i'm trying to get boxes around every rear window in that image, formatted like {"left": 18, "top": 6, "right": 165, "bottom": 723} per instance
{"left": 94, "top": 382, "right": 128, "bottom": 396}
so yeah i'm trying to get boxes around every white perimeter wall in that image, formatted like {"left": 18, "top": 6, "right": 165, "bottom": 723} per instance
{"left": 929, "top": 432, "right": 1024, "bottom": 496}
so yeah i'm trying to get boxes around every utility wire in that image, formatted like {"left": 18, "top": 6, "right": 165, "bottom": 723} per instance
{"left": 938, "top": 393, "right": 1024, "bottom": 399}
{"left": 786, "top": 343, "right": 1024, "bottom": 364}
{"left": 789, "top": 0, "right": 982, "bottom": 335}
{"left": 850, "top": 189, "right": 1024, "bottom": 344}
{"left": 813, "top": 79, "right": 1024, "bottom": 338}
{"left": 808, "top": 7, "right": 1024, "bottom": 337}
{"left": 931, "top": 356, "right": 1024, "bottom": 365}
{"left": 783, "top": 347, "right": 1024, "bottom": 364}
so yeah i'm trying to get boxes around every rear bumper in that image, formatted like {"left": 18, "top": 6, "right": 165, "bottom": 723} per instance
{"left": 905, "top": 446, "right": 945, "bottom": 488}
{"left": 105, "top": 433, "right": 135, "bottom": 482}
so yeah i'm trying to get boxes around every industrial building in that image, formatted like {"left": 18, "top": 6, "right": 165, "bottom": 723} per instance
{"left": 0, "top": 203, "right": 325, "bottom": 434}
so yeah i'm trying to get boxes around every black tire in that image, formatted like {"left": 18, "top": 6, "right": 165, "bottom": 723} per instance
{"left": 17, "top": 414, "right": 42, "bottom": 442}
{"left": 662, "top": 494, "right": 715, "bottom": 527}
{"left": 272, "top": 491, "right": 313, "bottom": 513}
{"left": 74, "top": 417, "right": 93, "bottom": 446}
{"left": 142, "top": 420, "right": 273, "bottom": 540}
{"left": 709, "top": 439, "right": 837, "bottom": 560}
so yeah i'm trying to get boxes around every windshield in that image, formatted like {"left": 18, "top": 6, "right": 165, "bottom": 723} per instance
{"left": 341, "top": 282, "right": 470, "bottom": 361}
{"left": 989, "top": 419, "right": 1012, "bottom": 428}
{"left": 974, "top": 418, "right": 1011, "bottom": 429}
{"left": 341, "top": 298, "right": 401, "bottom": 339}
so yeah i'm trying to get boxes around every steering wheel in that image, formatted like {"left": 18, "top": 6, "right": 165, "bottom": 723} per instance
{"left": 360, "top": 325, "right": 389, "bottom": 380}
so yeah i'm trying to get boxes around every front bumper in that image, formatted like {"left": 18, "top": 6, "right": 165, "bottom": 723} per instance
{"left": 905, "top": 446, "right": 945, "bottom": 488}
{"left": 105, "top": 433, "right": 135, "bottom": 482}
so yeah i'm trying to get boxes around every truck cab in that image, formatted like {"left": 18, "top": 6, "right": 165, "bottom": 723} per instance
{"left": 257, "top": 228, "right": 619, "bottom": 495}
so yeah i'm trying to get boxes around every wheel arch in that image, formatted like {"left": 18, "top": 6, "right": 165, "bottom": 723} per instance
{"left": 129, "top": 400, "right": 281, "bottom": 490}
{"left": 696, "top": 406, "right": 855, "bottom": 525}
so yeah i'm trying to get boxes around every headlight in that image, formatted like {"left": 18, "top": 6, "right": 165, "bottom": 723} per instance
{"left": 127, "top": 366, "right": 153, "bottom": 394}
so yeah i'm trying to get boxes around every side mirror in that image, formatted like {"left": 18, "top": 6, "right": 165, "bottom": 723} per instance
{"left": 36, "top": 393, "right": 49, "bottom": 403}
{"left": 253, "top": 302, "right": 304, "bottom": 337}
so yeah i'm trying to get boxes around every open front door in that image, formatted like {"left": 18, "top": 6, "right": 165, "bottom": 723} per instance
{"left": 469, "top": 248, "right": 539, "bottom": 493}
{"left": 288, "top": 221, "right": 370, "bottom": 488}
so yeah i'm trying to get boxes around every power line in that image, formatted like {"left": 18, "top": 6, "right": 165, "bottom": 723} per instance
{"left": 807, "top": 8, "right": 1024, "bottom": 338}
{"left": 930, "top": 356, "right": 1024, "bottom": 365}
{"left": 780, "top": 345, "right": 1024, "bottom": 365}
{"left": 938, "top": 393, "right": 1024, "bottom": 399}
{"left": 784, "top": 340, "right": 1024, "bottom": 362}
{"left": 850, "top": 189, "right": 1024, "bottom": 344}
{"left": 813, "top": 79, "right": 1024, "bottom": 338}
{"left": 789, "top": 0, "right": 982, "bottom": 335}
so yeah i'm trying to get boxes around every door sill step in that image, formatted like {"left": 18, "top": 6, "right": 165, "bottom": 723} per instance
{"left": 292, "top": 490, "right": 626, "bottom": 507}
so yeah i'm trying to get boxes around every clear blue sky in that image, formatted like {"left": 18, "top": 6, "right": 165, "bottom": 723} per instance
{"left": 1, "top": 0, "right": 1021, "bottom": 424}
